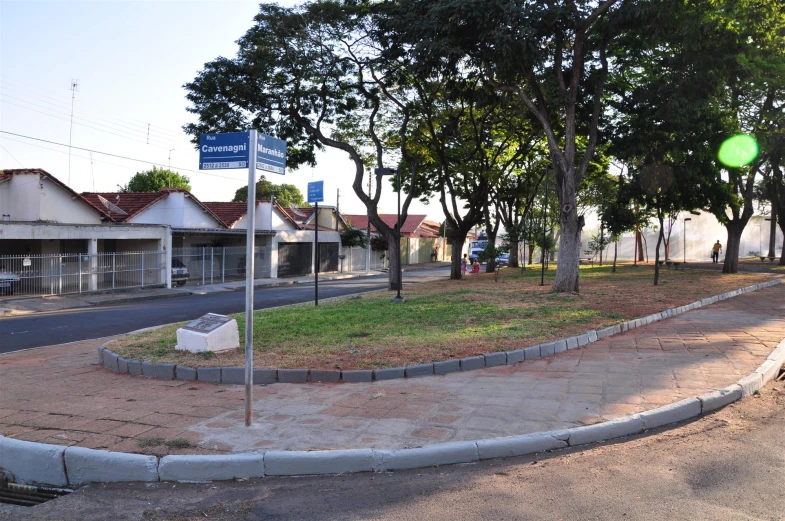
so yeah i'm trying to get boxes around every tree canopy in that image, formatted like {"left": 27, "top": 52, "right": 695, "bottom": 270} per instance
{"left": 232, "top": 176, "right": 307, "bottom": 207}
{"left": 119, "top": 167, "right": 191, "bottom": 192}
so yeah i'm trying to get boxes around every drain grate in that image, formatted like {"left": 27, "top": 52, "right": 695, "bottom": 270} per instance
{"left": 0, "top": 482, "right": 72, "bottom": 507}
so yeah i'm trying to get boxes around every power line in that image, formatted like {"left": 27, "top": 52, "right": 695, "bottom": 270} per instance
{"left": 0, "top": 92, "right": 182, "bottom": 145}
{"left": 1, "top": 98, "right": 180, "bottom": 149}
{"left": 0, "top": 74, "right": 185, "bottom": 138}
{"left": 0, "top": 143, "right": 24, "bottom": 167}
{"left": 0, "top": 130, "right": 248, "bottom": 182}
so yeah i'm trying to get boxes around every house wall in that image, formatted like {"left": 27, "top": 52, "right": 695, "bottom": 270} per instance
{"left": 130, "top": 192, "right": 221, "bottom": 229}
{"left": 2, "top": 173, "right": 41, "bottom": 221}
{"left": 39, "top": 177, "right": 103, "bottom": 224}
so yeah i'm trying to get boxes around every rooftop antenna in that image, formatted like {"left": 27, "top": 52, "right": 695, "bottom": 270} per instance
{"left": 289, "top": 203, "right": 307, "bottom": 218}
{"left": 67, "top": 79, "right": 79, "bottom": 187}
{"left": 90, "top": 152, "right": 95, "bottom": 191}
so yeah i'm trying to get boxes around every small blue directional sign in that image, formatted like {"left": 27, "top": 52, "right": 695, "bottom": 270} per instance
{"left": 307, "top": 181, "right": 324, "bottom": 204}
{"left": 256, "top": 134, "right": 287, "bottom": 175}
{"left": 199, "top": 132, "right": 250, "bottom": 170}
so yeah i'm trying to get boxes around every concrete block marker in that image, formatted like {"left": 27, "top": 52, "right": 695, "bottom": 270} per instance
{"left": 374, "top": 367, "right": 405, "bottom": 381}
{"left": 310, "top": 370, "right": 341, "bottom": 383}
{"left": 767, "top": 342, "right": 785, "bottom": 364}
{"left": 374, "top": 441, "right": 479, "bottom": 471}
{"left": 128, "top": 360, "right": 142, "bottom": 376}
{"left": 477, "top": 432, "right": 568, "bottom": 460}
{"left": 613, "top": 324, "right": 622, "bottom": 334}
{"left": 484, "top": 352, "right": 507, "bottom": 368}
{"left": 103, "top": 351, "right": 119, "bottom": 373}
{"left": 197, "top": 367, "right": 221, "bottom": 384}
{"left": 404, "top": 364, "right": 434, "bottom": 378}
{"left": 577, "top": 334, "right": 590, "bottom": 347}
{"left": 221, "top": 367, "right": 245, "bottom": 385}
{"left": 154, "top": 363, "right": 175, "bottom": 380}
{"left": 0, "top": 437, "right": 67, "bottom": 486}
{"left": 254, "top": 369, "right": 277, "bottom": 385}
{"left": 738, "top": 372, "right": 763, "bottom": 398}
{"left": 523, "top": 345, "right": 541, "bottom": 360}
{"left": 505, "top": 349, "right": 525, "bottom": 364}
{"left": 159, "top": 454, "right": 264, "bottom": 482}
{"left": 265, "top": 449, "right": 375, "bottom": 476}
{"left": 755, "top": 359, "right": 782, "bottom": 384}
{"left": 97, "top": 346, "right": 104, "bottom": 365}
{"left": 540, "top": 342, "right": 556, "bottom": 357}
{"left": 554, "top": 339, "right": 568, "bottom": 353}
{"left": 176, "top": 366, "right": 197, "bottom": 381}
{"left": 568, "top": 416, "right": 643, "bottom": 446}
{"left": 588, "top": 330, "right": 598, "bottom": 343}
{"left": 460, "top": 356, "right": 485, "bottom": 371}
{"left": 64, "top": 447, "right": 158, "bottom": 485}
{"left": 117, "top": 357, "right": 129, "bottom": 374}
{"left": 640, "top": 397, "right": 701, "bottom": 430}
{"left": 141, "top": 361, "right": 156, "bottom": 378}
{"left": 699, "top": 384, "right": 742, "bottom": 413}
{"left": 433, "top": 360, "right": 460, "bottom": 375}
{"left": 342, "top": 370, "right": 373, "bottom": 383}
{"left": 278, "top": 369, "right": 308, "bottom": 384}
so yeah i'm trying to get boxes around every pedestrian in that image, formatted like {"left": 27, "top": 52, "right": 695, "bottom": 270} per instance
{"left": 711, "top": 240, "right": 722, "bottom": 263}
{"left": 461, "top": 254, "right": 468, "bottom": 275}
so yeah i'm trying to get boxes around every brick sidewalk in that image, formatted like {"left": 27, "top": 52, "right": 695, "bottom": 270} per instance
{"left": 1, "top": 285, "right": 784, "bottom": 456}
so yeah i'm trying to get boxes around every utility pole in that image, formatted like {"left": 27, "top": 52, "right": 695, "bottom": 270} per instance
{"left": 67, "top": 79, "right": 79, "bottom": 187}
{"left": 336, "top": 188, "right": 340, "bottom": 231}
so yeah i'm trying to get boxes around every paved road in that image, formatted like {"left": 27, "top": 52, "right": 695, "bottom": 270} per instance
{"left": 5, "top": 380, "right": 784, "bottom": 521}
{"left": 0, "top": 268, "right": 449, "bottom": 353}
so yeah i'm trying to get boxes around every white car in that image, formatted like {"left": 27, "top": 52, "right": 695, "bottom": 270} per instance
{"left": 0, "top": 266, "right": 20, "bottom": 295}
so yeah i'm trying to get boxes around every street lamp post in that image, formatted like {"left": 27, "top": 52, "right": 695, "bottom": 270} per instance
{"left": 683, "top": 218, "right": 691, "bottom": 263}
{"left": 375, "top": 167, "right": 404, "bottom": 303}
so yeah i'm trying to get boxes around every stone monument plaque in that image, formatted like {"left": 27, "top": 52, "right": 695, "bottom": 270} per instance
{"left": 176, "top": 313, "right": 239, "bottom": 353}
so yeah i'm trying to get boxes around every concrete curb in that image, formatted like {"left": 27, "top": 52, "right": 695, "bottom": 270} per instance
{"left": 4, "top": 278, "right": 784, "bottom": 486}
{"left": 97, "top": 278, "right": 782, "bottom": 386}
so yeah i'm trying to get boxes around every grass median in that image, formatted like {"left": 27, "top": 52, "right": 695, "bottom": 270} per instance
{"left": 108, "top": 264, "right": 777, "bottom": 370}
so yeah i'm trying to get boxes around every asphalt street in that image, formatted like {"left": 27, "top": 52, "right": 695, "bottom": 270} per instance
{"left": 0, "top": 268, "right": 450, "bottom": 353}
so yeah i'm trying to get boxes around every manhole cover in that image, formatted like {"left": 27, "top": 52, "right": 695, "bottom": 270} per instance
{"left": 0, "top": 482, "right": 71, "bottom": 507}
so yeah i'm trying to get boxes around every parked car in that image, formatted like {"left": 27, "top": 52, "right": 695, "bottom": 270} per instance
{"left": 0, "top": 265, "right": 20, "bottom": 295}
{"left": 171, "top": 258, "right": 190, "bottom": 287}
{"left": 495, "top": 253, "right": 510, "bottom": 267}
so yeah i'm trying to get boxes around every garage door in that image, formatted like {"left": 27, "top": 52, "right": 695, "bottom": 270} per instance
{"left": 318, "top": 242, "right": 339, "bottom": 273}
{"left": 278, "top": 242, "right": 312, "bottom": 278}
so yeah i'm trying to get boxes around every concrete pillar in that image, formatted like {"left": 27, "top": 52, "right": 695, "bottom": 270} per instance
{"left": 88, "top": 238, "right": 98, "bottom": 291}
{"left": 165, "top": 231, "right": 172, "bottom": 289}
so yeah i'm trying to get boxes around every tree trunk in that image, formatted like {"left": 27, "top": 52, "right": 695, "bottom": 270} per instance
{"left": 654, "top": 214, "right": 664, "bottom": 286}
{"left": 509, "top": 238, "right": 519, "bottom": 268}
{"left": 612, "top": 240, "right": 618, "bottom": 273}
{"left": 450, "top": 237, "right": 466, "bottom": 280}
{"left": 722, "top": 223, "right": 744, "bottom": 274}
{"left": 485, "top": 230, "right": 498, "bottom": 273}
{"left": 768, "top": 207, "right": 777, "bottom": 259}
{"left": 552, "top": 167, "right": 581, "bottom": 292}
{"left": 664, "top": 241, "right": 670, "bottom": 261}
{"left": 599, "top": 227, "right": 604, "bottom": 266}
{"left": 528, "top": 243, "right": 535, "bottom": 265}
{"left": 387, "top": 233, "right": 401, "bottom": 290}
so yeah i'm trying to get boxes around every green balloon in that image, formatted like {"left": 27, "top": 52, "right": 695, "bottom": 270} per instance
{"left": 718, "top": 135, "right": 758, "bottom": 167}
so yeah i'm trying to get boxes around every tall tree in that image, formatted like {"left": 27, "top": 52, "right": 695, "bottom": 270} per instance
{"left": 119, "top": 167, "right": 191, "bottom": 192}
{"left": 183, "top": 1, "right": 424, "bottom": 291}
{"left": 232, "top": 175, "right": 307, "bottom": 207}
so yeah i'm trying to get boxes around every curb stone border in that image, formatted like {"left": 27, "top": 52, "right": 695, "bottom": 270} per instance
{"left": 97, "top": 279, "right": 782, "bottom": 386}
{"left": 1, "top": 279, "right": 784, "bottom": 486}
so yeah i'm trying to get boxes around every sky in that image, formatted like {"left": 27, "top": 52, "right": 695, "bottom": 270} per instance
{"left": 0, "top": 0, "right": 441, "bottom": 220}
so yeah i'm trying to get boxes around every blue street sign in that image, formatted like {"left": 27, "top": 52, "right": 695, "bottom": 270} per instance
{"left": 199, "top": 132, "right": 250, "bottom": 170}
{"left": 256, "top": 134, "right": 287, "bottom": 175}
{"left": 307, "top": 181, "right": 324, "bottom": 203}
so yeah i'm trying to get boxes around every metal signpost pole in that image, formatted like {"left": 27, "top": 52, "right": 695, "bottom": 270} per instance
{"left": 540, "top": 168, "right": 548, "bottom": 287}
{"left": 393, "top": 168, "right": 404, "bottom": 302}
{"left": 315, "top": 201, "right": 319, "bottom": 306}
{"left": 244, "top": 129, "right": 257, "bottom": 427}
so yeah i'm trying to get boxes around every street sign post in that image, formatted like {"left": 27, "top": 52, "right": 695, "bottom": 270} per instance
{"left": 256, "top": 134, "right": 287, "bottom": 175}
{"left": 308, "top": 181, "right": 324, "bottom": 306}
{"left": 198, "top": 130, "right": 286, "bottom": 427}
{"left": 198, "top": 132, "right": 250, "bottom": 170}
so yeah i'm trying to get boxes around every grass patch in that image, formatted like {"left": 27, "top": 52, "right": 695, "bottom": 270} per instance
{"left": 137, "top": 436, "right": 166, "bottom": 448}
{"left": 109, "top": 263, "right": 777, "bottom": 370}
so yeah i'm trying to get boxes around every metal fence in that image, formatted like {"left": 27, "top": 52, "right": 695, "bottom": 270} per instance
{"left": 171, "top": 246, "right": 271, "bottom": 286}
{"left": 0, "top": 251, "right": 166, "bottom": 297}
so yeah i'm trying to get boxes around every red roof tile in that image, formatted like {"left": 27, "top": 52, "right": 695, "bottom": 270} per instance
{"left": 202, "top": 202, "right": 250, "bottom": 228}
{"left": 343, "top": 214, "right": 429, "bottom": 237}
{"left": 81, "top": 192, "right": 166, "bottom": 222}
{"left": 282, "top": 206, "right": 316, "bottom": 224}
